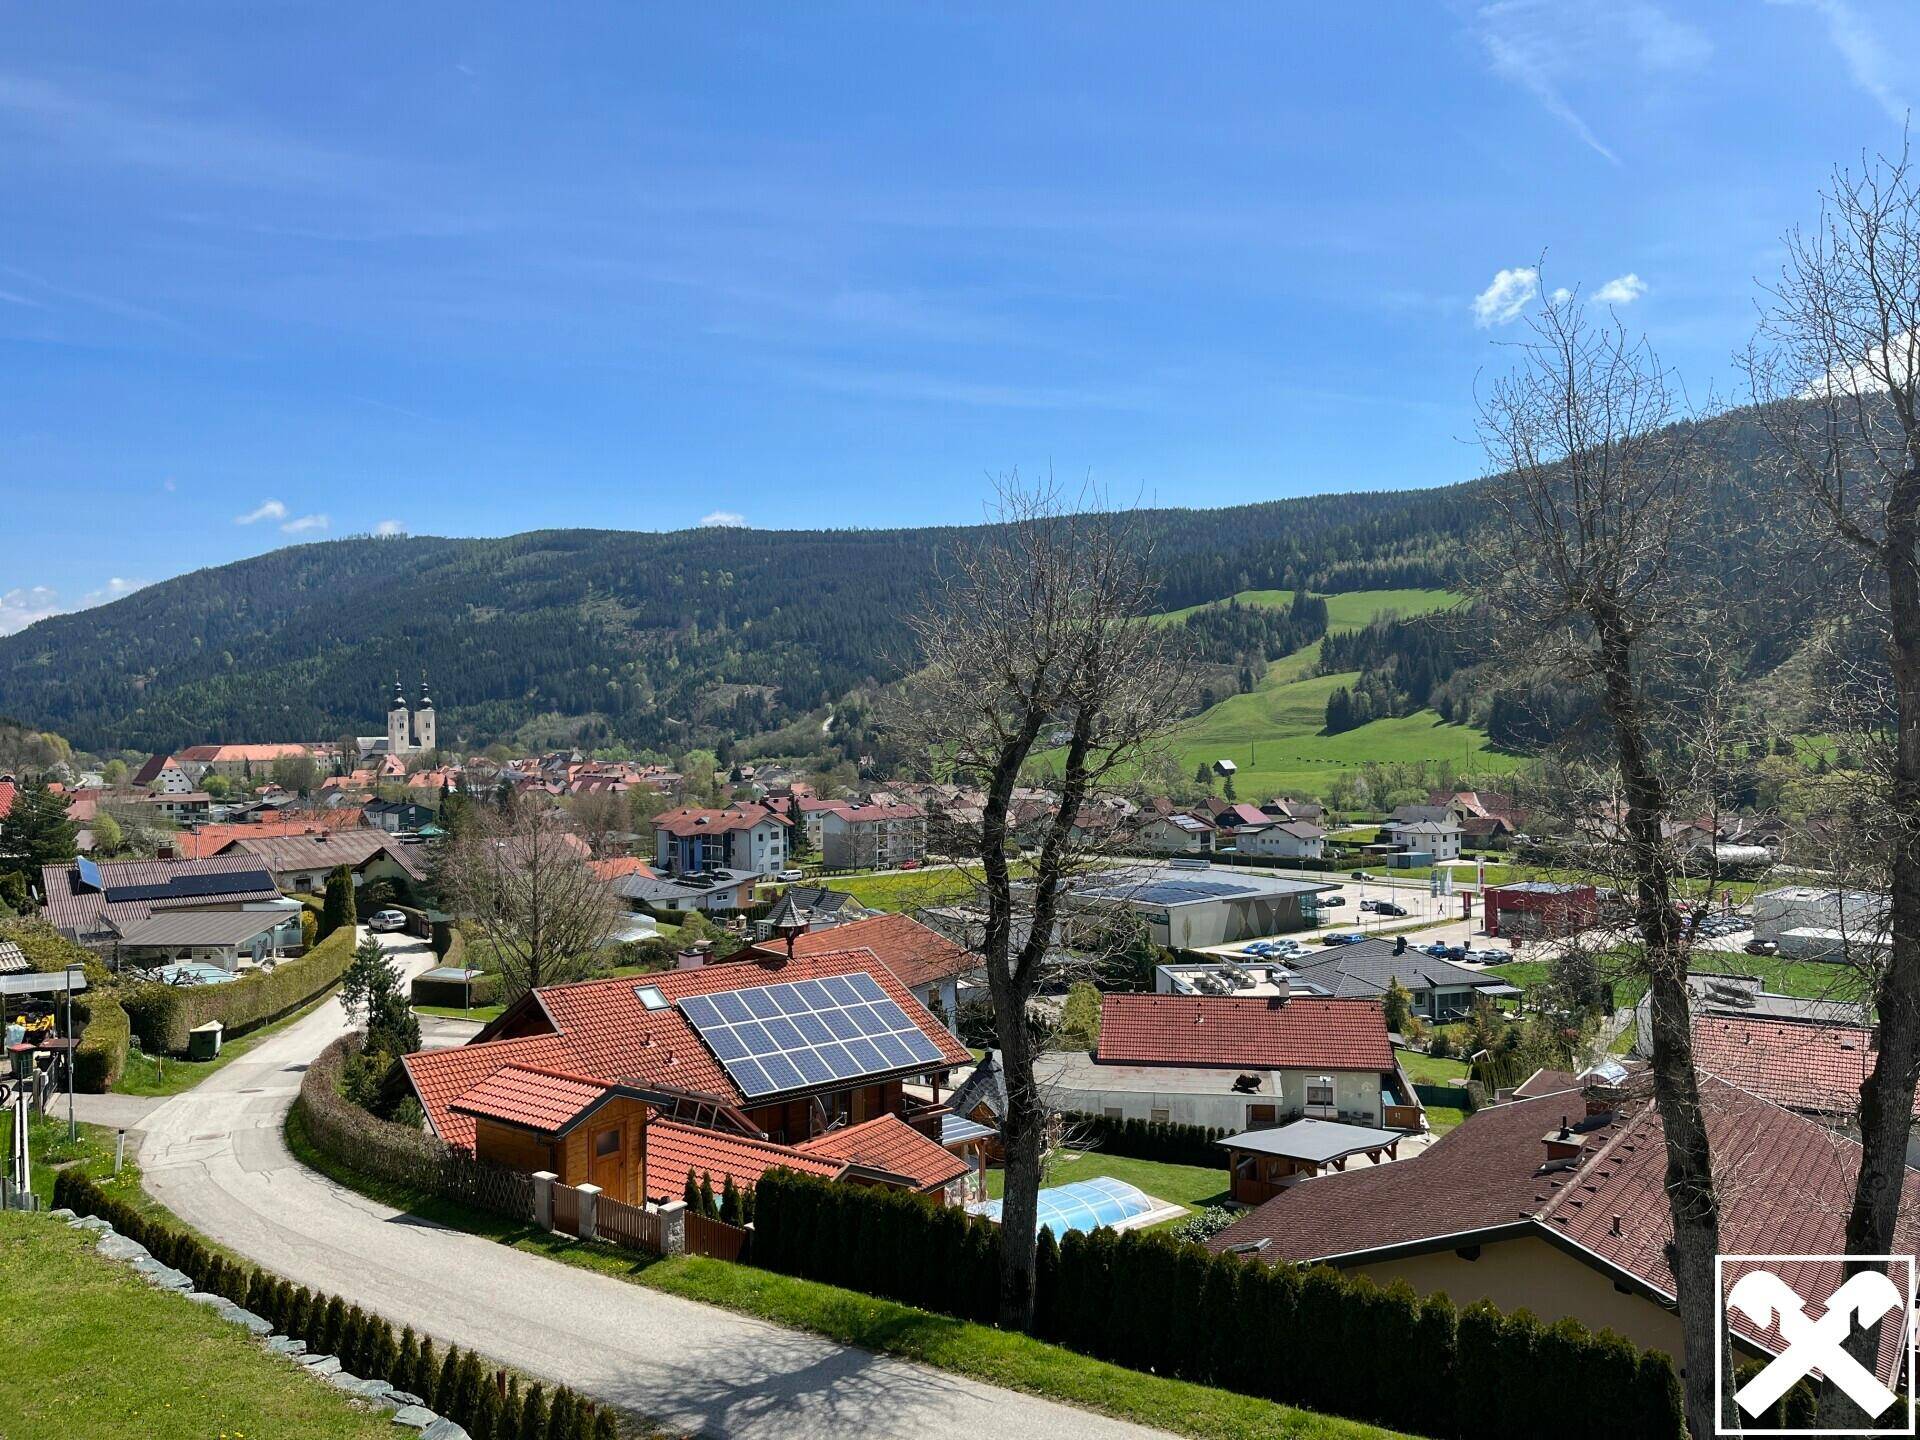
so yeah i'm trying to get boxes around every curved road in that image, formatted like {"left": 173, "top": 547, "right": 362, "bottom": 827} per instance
{"left": 136, "top": 931, "right": 1161, "bottom": 1440}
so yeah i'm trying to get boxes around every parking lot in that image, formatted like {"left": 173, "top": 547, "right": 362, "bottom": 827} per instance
{"left": 1195, "top": 870, "right": 1761, "bottom": 970}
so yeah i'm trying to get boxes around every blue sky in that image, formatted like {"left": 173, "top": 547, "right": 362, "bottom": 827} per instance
{"left": 2, "top": 1, "right": 1914, "bottom": 632}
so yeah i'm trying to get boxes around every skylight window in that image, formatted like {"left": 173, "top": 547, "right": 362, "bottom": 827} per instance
{"left": 634, "top": 985, "right": 668, "bottom": 1011}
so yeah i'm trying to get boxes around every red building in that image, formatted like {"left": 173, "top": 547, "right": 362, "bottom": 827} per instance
{"left": 1483, "top": 881, "right": 1598, "bottom": 940}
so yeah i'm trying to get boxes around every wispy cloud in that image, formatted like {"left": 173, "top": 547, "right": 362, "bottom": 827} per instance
{"left": 1472, "top": 266, "right": 1539, "bottom": 326}
{"left": 1473, "top": 1, "right": 1711, "bottom": 164}
{"left": 1768, "top": 0, "right": 1910, "bottom": 123}
{"left": 0, "top": 585, "right": 62, "bottom": 635}
{"left": 699, "top": 511, "right": 747, "bottom": 528}
{"left": 1592, "top": 273, "right": 1647, "bottom": 305}
{"left": 81, "top": 576, "right": 144, "bottom": 605}
{"left": 0, "top": 576, "right": 147, "bottom": 635}
{"left": 373, "top": 519, "right": 406, "bottom": 537}
{"left": 280, "top": 513, "right": 330, "bottom": 535}
{"left": 236, "top": 498, "right": 287, "bottom": 525}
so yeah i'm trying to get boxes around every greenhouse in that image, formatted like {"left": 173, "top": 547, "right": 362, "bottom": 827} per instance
{"left": 967, "top": 1176, "right": 1174, "bottom": 1238}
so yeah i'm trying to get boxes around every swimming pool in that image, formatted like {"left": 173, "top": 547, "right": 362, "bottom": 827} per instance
{"left": 967, "top": 1176, "right": 1163, "bottom": 1238}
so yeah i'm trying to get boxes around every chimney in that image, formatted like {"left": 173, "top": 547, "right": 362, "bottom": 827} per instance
{"left": 156, "top": 843, "right": 176, "bottom": 861}
{"left": 1542, "top": 1116, "right": 1586, "bottom": 1165}
{"left": 1393, "top": 935, "right": 1407, "bottom": 956}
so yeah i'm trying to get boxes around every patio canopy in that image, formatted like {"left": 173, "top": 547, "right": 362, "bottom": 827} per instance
{"left": 0, "top": 968, "right": 87, "bottom": 998}
{"left": 1217, "top": 1118, "right": 1403, "bottom": 1164}
{"left": 109, "top": 911, "right": 287, "bottom": 948}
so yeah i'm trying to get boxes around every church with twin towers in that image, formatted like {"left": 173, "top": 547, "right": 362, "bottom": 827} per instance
{"left": 358, "top": 674, "right": 436, "bottom": 758}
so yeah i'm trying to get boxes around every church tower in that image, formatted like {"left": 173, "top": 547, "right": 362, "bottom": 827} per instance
{"left": 414, "top": 674, "right": 436, "bottom": 754}
{"left": 387, "top": 674, "right": 410, "bottom": 755}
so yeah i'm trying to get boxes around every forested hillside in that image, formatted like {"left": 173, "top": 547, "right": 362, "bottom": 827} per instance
{"left": 0, "top": 488, "right": 1477, "bottom": 754}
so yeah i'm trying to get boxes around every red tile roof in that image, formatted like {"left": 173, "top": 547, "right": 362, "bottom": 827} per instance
{"left": 404, "top": 945, "right": 971, "bottom": 1150}
{"left": 0, "top": 779, "right": 14, "bottom": 821}
{"left": 171, "top": 815, "right": 369, "bottom": 861}
{"left": 1211, "top": 1078, "right": 1920, "bottom": 1385}
{"left": 1690, "top": 1012, "right": 1913, "bottom": 1118}
{"left": 1096, "top": 994, "right": 1394, "bottom": 1071}
{"left": 449, "top": 1063, "right": 612, "bottom": 1135}
{"left": 745, "top": 913, "right": 976, "bottom": 991}
{"left": 589, "top": 856, "right": 656, "bottom": 881}
{"left": 644, "top": 1119, "right": 841, "bottom": 1201}
{"left": 794, "top": 1115, "right": 968, "bottom": 1191}
{"left": 176, "top": 742, "right": 324, "bottom": 763}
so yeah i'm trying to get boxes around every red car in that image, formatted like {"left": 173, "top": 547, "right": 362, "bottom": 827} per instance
{"left": 898, "top": 859, "right": 922, "bottom": 870}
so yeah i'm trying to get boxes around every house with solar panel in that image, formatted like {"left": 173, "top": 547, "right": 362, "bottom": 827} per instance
{"left": 39, "top": 853, "right": 305, "bottom": 969}
{"left": 1034, "top": 992, "right": 1424, "bottom": 1135}
{"left": 400, "top": 936, "right": 986, "bottom": 1212}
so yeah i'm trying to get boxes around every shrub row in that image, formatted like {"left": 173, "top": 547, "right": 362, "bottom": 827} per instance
{"left": 752, "top": 1170, "right": 1684, "bottom": 1440}
{"left": 122, "top": 923, "right": 360, "bottom": 1055}
{"left": 72, "top": 994, "right": 130, "bottom": 1092}
{"left": 296, "top": 1032, "right": 457, "bottom": 1191}
{"left": 52, "top": 1170, "right": 616, "bottom": 1440}
{"left": 1061, "top": 1111, "right": 1227, "bottom": 1168}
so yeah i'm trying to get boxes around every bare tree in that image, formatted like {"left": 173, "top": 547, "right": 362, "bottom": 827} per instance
{"left": 893, "top": 481, "right": 1189, "bottom": 1329}
{"left": 565, "top": 787, "right": 633, "bottom": 859}
{"left": 1747, "top": 143, "right": 1920, "bottom": 1421}
{"left": 1472, "top": 292, "right": 1735, "bottom": 1437}
{"left": 442, "top": 805, "right": 620, "bottom": 1001}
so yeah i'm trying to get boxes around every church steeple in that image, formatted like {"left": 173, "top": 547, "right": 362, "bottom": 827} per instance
{"left": 387, "top": 672, "right": 411, "bottom": 755}
{"left": 414, "top": 670, "right": 437, "bottom": 754}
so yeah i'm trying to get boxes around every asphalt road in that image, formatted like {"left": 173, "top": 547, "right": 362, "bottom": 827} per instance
{"left": 137, "top": 930, "right": 1164, "bottom": 1440}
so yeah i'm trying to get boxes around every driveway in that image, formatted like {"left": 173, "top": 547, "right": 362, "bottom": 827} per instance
{"left": 138, "top": 929, "right": 1163, "bottom": 1440}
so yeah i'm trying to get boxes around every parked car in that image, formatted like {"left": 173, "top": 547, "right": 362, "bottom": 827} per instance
{"left": 1359, "top": 899, "right": 1380, "bottom": 912}
{"left": 776, "top": 869, "right": 805, "bottom": 883}
{"left": 1375, "top": 902, "right": 1409, "bottom": 917}
{"left": 1420, "top": 941, "right": 1453, "bottom": 958}
{"left": 1320, "top": 932, "right": 1365, "bottom": 945}
{"left": 1443, "top": 945, "right": 1468, "bottom": 961}
{"left": 1464, "top": 947, "right": 1510, "bottom": 964}
{"left": 1744, "top": 938, "right": 1779, "bottom": 956}
{"left": 897, "top": 859, "right": 922, "bottom": 870}
{"left": 1320, "top": 895, "right": 1347, "bottom": 908}
{"left": 367, "top": 909, "right": 408, "bottom": 934}
{"left": 1353, "top": 870, "right": 1375, "bottom": 880}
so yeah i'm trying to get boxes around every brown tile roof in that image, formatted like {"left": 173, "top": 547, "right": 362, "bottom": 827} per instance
{"left": 171, "top": 815, "right": 369, "bottom": 861}
{"left": 215, "top": 828, "right": 425, "bottom": 881}
{"left": 1210, "top": 1078, "right": 1920, "bottom": 1385}
{"left": 1096, "top": 994, "right": 1394, "bottom": 1071}
{"left": 1690, "top": 1012, "right": 1913, "bottom": 1118}
{"left": 1512, "top": 1068, "right": 1582, "bottom": 1099}
{"left": 404, "top": 945, "right": 970, "bottom": 1150}
{"left": 794, "top": 1114, "right": 968, "bottom": 1191}
{"left": 38, "top": 853, "right": 281, "bottom": 937}
{"left": 653, "top": 804, "right": 788, "bottom": 837}
{"left": 448, "top": 1063, "right": 612, "bottom": 1135}
{"left": 744, "top": 913, "right": 976, "bottom": 991}
{"left": 644, "top": 1119, "right": 840, "bottom": 1201}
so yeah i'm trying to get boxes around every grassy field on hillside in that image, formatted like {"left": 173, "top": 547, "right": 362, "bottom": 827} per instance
{"left": 1140, "top": 588, "right": 1518, "bottom": 799}
{"left": 1156, "top": 587, "right": 1462, "bottom": 631}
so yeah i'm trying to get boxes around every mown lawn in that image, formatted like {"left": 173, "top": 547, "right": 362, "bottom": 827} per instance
{"left": 835, "top": 864, "right": 1005, "bottom": 912}
{"left": 1484, "top": 950, "right": 1866, "bottom": 1012}
{"left": 981, "top": 1148, "right": 1231, "bottom": 1225}
{"left": 0, "top": 1212, "right": 396, "bottom": 1440}
{"left": 1393, "top": 1049, "right": 1473, "bottom": 1087}
{"left": 283, "top": 1110, "right": 1416, "bottom": 1440}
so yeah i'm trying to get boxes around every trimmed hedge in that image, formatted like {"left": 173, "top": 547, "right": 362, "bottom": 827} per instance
{"left": 295, "top": 1032, "right": 457, "bottom": 1191}
{"left": 122, "top": 923, "right": 360, "bottom": 1056}
{"left": 752, "top": 1170, "right": 1684, "bottom": 1440}
{"left": 52, "top": 1169, "right": 614, "bottom": 1438}
{"left": 73, "top": 994, "right": 130, "bottom": 1092}
{"left": 1061, "top": 1111, "right": 1226, "bottom": 1168}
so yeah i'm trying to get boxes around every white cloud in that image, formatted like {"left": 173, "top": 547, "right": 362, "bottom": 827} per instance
{"left": 236, "top": 498, "right": 287, "bottom": 525}
{"left": 0, "top": 576, "right": 147, "bottom": 635}
{"left": 0, "top": 585, "right": 62, "bottom": 635}
{"left": 81, "top": 576, "right": 145, "bottom": 606}
{"left": 699, "top": 511, "right": 747, "bottom": 528}
{"left": 280, "top": 513, "right": 330, "bottom": 535}
{"left": 373, "top": 519, "right": 406, "bottom": 537}
{"left": 1769, "top": 0, "right": 1909, "bottom": 123}
{"left": 1592, "top": 273, "right": 1647, "bottom": 305}
{"left": 1472, "top": 267, "right": 1540, "bottom": 327}
{"left": 1550, "top": 286, "right": 1574, "bottom": 305}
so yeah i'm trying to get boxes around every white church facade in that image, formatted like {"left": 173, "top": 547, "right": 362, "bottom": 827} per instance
{"left": 357, "top": 676, "right": 438, "bottom": 759}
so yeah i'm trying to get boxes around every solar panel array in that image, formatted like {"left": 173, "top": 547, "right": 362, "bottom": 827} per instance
{"left": 102, "top": 869, "right": 277, "bottom": 904}
{"left": 74, "top": 855, "right": 104, "bottom": 892}
{"left": 676, "top": 973, "right": 946, "bottom": 1100}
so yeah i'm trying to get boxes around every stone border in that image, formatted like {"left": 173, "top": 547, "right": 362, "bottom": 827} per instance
{"left": 52, "top": 1206, "right": 470, "bottom": 1438}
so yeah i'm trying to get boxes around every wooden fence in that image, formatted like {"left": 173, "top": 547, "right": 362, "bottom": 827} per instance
{"left": 443, "top": 1155, "right": 536, "bottom": 1221}
{"left": 595, "top": 1193, "right": 664, "bottom": 1253}
{"left": 553, "top": 1181, "right": 581, "bottom": 1236}
{"left": 686, "top": 1211, "right": 750, "bottom": 1261}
